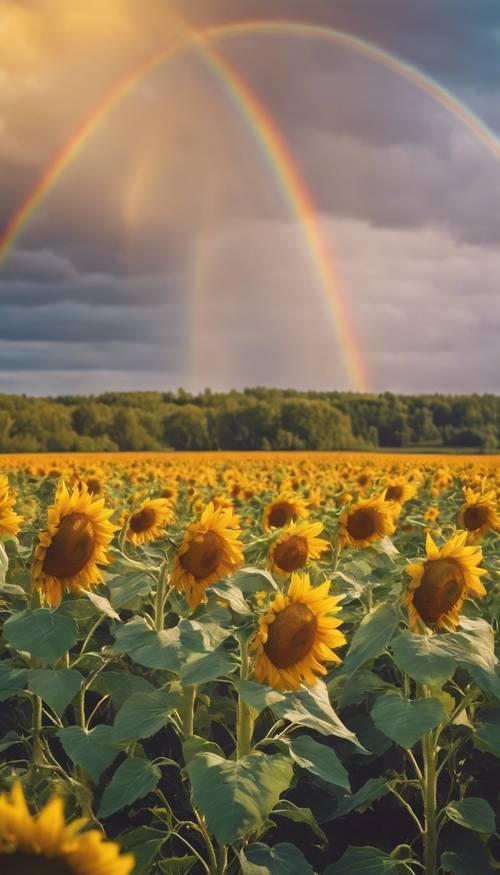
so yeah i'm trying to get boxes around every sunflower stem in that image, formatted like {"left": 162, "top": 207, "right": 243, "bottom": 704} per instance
{"left": 154, "top": 560, "right": 170, "bottom": 632}
{"left": 32, "top": 694, "right": 46, "bottom": 766}
{"left": 181, "top": 684, "right": 197, "bottom": 737}
{"left": 236, "top": 635, "right": 254, "bottom": 759}
{"left": 420, "top": 685, "right": 438, "bottom": 875}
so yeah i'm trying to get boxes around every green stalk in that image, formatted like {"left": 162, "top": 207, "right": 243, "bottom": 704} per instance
{"left": 154, "top": 561, "right": 170, "bottom": 632}
{"left": 32, "top": 694, "right": 45, "bottom": 766}
{"left": 236, "top": 635, "right": 254, "bottom": 759}
{"left": 420, "top": 684, "right": 438, "bottom": 875}
{"left": 181, "top": 685, "right": 197, "bottom": 737}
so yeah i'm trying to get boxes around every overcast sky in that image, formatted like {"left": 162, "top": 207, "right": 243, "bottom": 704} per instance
{"left": 0, "top": 0, "right": 499, "bottom": 395}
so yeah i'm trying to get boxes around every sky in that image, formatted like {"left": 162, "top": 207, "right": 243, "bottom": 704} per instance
{"left": 0, "top": 0, "right": 499, "bottom": 396}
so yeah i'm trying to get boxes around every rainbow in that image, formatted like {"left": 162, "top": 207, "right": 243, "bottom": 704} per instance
{"left": 2, "top": 20, "right": 499, "bottom": 389}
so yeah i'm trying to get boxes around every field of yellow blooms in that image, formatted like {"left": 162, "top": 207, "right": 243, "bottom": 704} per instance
{"left": 0, "top": 451, "right": 498, "bottom": 875}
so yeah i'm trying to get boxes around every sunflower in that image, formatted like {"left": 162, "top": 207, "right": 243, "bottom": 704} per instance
{"left": 171, "top": 502, "right": 244, "bottom": 608}
{"left": 269, "top": 520, "right": 329, "bottom": 576}
{"left": 253, "top": 572, "right": 345, "bottom": 690}
{"left": 339, "top": 492, "right": 396, "bottom": 549}
{"left": 383, "top": 478, "right": 417, "bottom": 507}
{"left": 0, "top": 474, "right": 24, "bottom": 537}
{"left": 0, "top": 782, "right": 133, "bottom": 875}
{"left": 127, "top": 497, "right": 173, "bottom": 545}
{"left": 457, "top": 488, "right": 498, "bottom": 543}
{"left": 424, "top": 506, "right": 440, "bottom": 523}
{"left": 32, "top": 482, "right": 118, "bottom": 607}
{"left": 263, "top": 492, "right": 309, "bottom": 532}
{"left": 404, "top": 531, "right": 487, "bottom": 633}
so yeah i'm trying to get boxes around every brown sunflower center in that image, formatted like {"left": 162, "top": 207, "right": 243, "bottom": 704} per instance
{"left": 357, "top": 474, "right": 371, "bottom": 487}
{"left": 0, "top": 852, "right": 76, "bottom": 874}
{"left": 42, "top": 513, "right": 95, "bottom": 579}
{"left": 346, "top": 508, "right": 377, "bottom": 541}
{"left": 268, "top": 502, "right": 296, "bottom": 528}
{"left": 180, "top": 531, "right": 224, "bottom": 580}
{"left": 86, "top": 477, "right": 102, "bottom": 495}
{"left": 130, "top": 506, "right": 156, "bottom": 534}
{"left": 463, "top": 505, "right": 489, "bottom": 532}
{"left": 385, "top": 485, "right": 404, "bottom": 502}
{"left": 162, "top": 488, "right": 174, "bottom": 499}
{"left": 264, "top": 602, "right": 317, "bottom": 668}
{"left": 273, "top": 535, "right": 308, "bottom": 573}
{"left": 413, "top": 558, "right": 466, "bottom": 624}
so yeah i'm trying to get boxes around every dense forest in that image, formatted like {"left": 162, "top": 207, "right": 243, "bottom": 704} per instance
{"left": 0, "top": 389, "right": 498, "bottom": 453}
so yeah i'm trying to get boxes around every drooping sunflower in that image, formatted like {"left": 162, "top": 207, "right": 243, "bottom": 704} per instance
{"left": 404, "top": 531, "right": 487, "bottom": 633}
{"left": 263, "top": 492, "right": 309, "bottom": 532}
{"left": 0, "top": 782, "right": 134, "bottom": 875}
{"left": 457, "top": 488, "right": 498, "bottom": 543}
{"left": 171, "top": 502, "right": 244, "bottom": 608}
{"left": 0, "top": 474, "right": 24, "bottom": 537}
{"left": 32, "top": 482, "right": 118, "bottom": 607}
{"left": 253, "top": 572, "right": 345, "bottom": 690}
{"left": 269, "top": 520, "right": 329, "bottom": 576}
{"left": 127, "top": 497, "right": 173, "bottom": 546}
{"left": 339, "top": 492, "right": 396, "bottom": 549}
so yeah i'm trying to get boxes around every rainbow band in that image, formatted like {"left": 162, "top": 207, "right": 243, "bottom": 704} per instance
{"left": 2, "top": 20, "right": 499, "bottom": 390}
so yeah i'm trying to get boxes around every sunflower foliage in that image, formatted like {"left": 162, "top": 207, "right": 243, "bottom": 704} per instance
{"left": 0, "top": 452, "right": 498, "bottom": 875}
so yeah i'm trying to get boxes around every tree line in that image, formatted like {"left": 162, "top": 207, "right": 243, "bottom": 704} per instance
{"left": 0, "top": 389, "right": 497, "bottom": 453}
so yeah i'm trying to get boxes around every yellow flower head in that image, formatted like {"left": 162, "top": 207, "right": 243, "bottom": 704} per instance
{"left": 269, "top": 520, "right": 329, "bottom": 576}
{"left": 0, "top": 782, "right": 134, "bottom": 874}
{"left": 457, "top": 488, "right": 498, "bottom": 543}
{"left": 253, "top": 572, "right": 345, "bottom": 690}
{"left": 0, "top": 474, "right": 24, "bottom": 537}
{"left": 424, "top": 506, "right": 440, "bottom": 523}
{"left": 32, "top": 481, "right": 118, "bottom": 607}
{"left": 383, "top": 478, "right": 417, "bottom": 507}
{"left": 263, "top": 492, "right": 309, "bottom": 532}
{"left": 171, "top": 502, "right": 244, "bottom": 609}
{"left": 127, "top": 497, "right": 174, "bottom": 546}
{"left": 403, "top": 531, "right": 488, "bottom": 633}
{"left": 339, "top": 492, "right": 396, "bottom": 549}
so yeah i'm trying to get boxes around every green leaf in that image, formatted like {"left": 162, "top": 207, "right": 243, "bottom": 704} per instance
{"left": 371, "top": 694, "right": 445, "bottom": 748}
{"left": 182, "top": 735, "right": 224, "bottom": 764}
{"left": 0, "top": 661, "right": 28, "bottom": 701}
{"left": 233, "top": 679, "right": 288, "bottom": 712}
{"left": 159, "top": 856, "right": 197, "bottom": 875}
{"left": 273, "top": 682, "right": 364, "bottom": 749}
{"left": 211, "top": 580, "right": 251, "bottom": 613}
{"left": 57, "top": 725, "right": 120, "bottom": 783}
{"left": 28, "top": 668, "right": 82, "bottom": 715}
{"left": 107, "top": 572, "right": 152, "bottom": 610}
{"left": 98, "top": 757, "right": 161, "bottom": 817}
{"left": 270, "top": 799, "right": 326, "bottom": 845}
{"left": 446, "top": 798, "right": 496, "bottom": 834}
{"left": 391, "top": 631, "right": 455, "bottom": 687}
{"left": 240, "top": 842, "right": 313, "bottom": 875}
{"left": 473, "top": 708, "right": 500, "bottom": 757}
{"left": 112, "top": 618, "right": 182, "bottom": 671}
{"left": 179, "top": 648, "right": 236, "bottom": 686}
{"left": 287, "top": 735, "right": 350, "bottom": 790}
{"left": 186, "top": 751, "right": 293, "bottom": 845}
{"left": 0, "top": 731, "right": 22, "bottom": 753}
{"left": 113, "top": 689, "right": 180, "bottom": 742}
{"left": 342, "top": 604, "right": 399, "bottom": 674}
{"left": 86, "top": 590, "right": 121, "bottom": 620}
{"left": 441, "top": 834, "right": 498, "bottom": 875}
{"left": 94, "top": 670, "right": 155, "bottom": 710}
{"left": 3, "top": 609, "right": 78, "bottom": 665}
{"left": 326, "top": 777, "right": 389, "bottom": 821}
{"left": 232, "top": 567, "right": 277, "bottom": 595}
{"left": 118, "top": 826, "right": 166, "bottom": 875}
{"left": 324, "top": 845, "right": 409, "bottom": 874}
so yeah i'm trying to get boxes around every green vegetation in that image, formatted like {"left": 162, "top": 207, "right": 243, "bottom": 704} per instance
{"left": 0, "top": 389, "right": 498, "bottom": 452}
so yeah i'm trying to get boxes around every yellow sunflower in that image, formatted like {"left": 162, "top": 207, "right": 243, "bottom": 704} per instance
{"left": 127, "top": 497, "right": 173, "bottom": 546}
{"left": 404, "top": 531, "right": 487, "bottom": 633}
{"left": 458, "top": 488, "right": 498, "bottom": 543}
{"left": 171, "top": 502, "right": 244, "bottom": 608}
{"left": 263, "top": 492, "right": 309, "bottom": 532}
{"left": 0, "top": 782, "right": 133, "bottom": 874}
{"left": 32, "top": 482, "right": 118, "bottom": 607}
{"left": 253, "top": 572, "right": 345, "bottom": 690}
{"left": 0, "top": 474, "right": 24, "bottom": 537}
{"left": 339, "top": 492, "right": 396, "bottom": 549}
{"left": 424, "top": 506, "right": 440, "bottom": 523}
{"left": 383, "top": 478, "right": 417, "bottom": 507}
{"left": 269, "top": 520, "right": 329, "bottom": 576}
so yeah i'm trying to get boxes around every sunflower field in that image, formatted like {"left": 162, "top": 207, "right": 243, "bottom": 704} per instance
{"left": 0, "top": 451, "right": 498, "bottom": 875}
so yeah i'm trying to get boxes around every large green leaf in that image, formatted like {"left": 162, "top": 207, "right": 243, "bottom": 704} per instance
{"left": 94, "top": 670, "right": 155, "bottom": 709}
{"left": 287, "top": 735, "right": 350, "bottom": 790}
{"left": 371, "top": 694, "right": 445, "bottom": 748}
{"left": 441, "top": 834, "right": 498, "bottom": 875}
{"left": 113, "top": 688, "right": 180, "bottom": 742}
{"left": 270, "top": 799, "right": 327, "bottom": 845}
{"left": 112, "top": 618, "right": 181, "bottom": 671}
{"left": 446, "top": 798, "right": 496, "bottom": 834}
{"left": 3, "top": 609, "right": 77, "bottom": 665}
{"left": 186, "top": 751, "right": 293, "bottom": 845}
{"left": 473, "top": 708, "right": 500, "bottom": 757}
{"left": 326, "top": 777, "right": 389, "bottom": 821}
{"left": 273, "top": 682, "right": 364, "bottom": 749}
{"left": 57, "top": 725, "right": 120, "bottom": 783}
{"left": 324, "top": 846, "right": 409, "bottom": 874}
{"left": 342, "top": 604, "right": 399, "bottom": 674}
{"left": 28, "top": 668, "right": 82, "bottom": 715}
{"left": 179, "top": 648, "right": 236, "bottom": 686}
{"left": 0, "top": 661, "right": 28, "bottom": 702}
{"left": 240, "top": 842, "right": 313, "bottom": 875}
{"left": 107, "top": 572, "right": 152, "bottom": 610}
{"left": 98, "top": 757, "right": 161, "bottom": 817}
{"left": 391, "top": 631, "right": 455, "bottom": 687}
{"left": 118, "top": 826, "right": 166, "bottom": 875}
